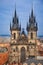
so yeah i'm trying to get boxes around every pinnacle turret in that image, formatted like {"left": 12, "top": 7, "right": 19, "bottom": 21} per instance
{"left": 10, "top": 22, "right": 11, "bottom": 31}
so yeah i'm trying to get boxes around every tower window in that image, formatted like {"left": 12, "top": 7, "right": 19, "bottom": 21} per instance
{"left": 31, "top": 32, "right": 33, "bottom": 39}
{"left": 14, "top": 33, "right": 16, "bottom": 39}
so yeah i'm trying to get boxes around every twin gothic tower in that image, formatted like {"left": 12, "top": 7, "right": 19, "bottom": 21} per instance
{"left": 9, "top": 8, "right": 38, "bottom": 63}
{"left": 10, "top": 8, "right": 38, "bottom": 42}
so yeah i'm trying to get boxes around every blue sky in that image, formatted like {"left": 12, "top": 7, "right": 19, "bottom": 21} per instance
{"left": 0, "top": 0, "right": 43, "bottom": 36}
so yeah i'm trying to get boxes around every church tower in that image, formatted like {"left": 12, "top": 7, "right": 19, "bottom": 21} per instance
{"left": 9, "top": 8, "right": 21, "bottom": 63}
{"left": 10, "top": 8, "right": 21, "bottom": 43}
{"left": 27, "top": 8, "right": 38, "bottom": 43}
{"left": 26, "top": 8, "right": 38, "bottom": 57}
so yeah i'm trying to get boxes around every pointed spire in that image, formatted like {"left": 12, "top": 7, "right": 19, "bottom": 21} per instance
{"left": 19, "top": 22, "right": 21, "bottom": 31}
{"left": 13, "top": 4, "right": 18, "bottom": 24}
{"left": 10, "top": 22, "right": 11, "bottom": 30}
{"left": 36, "top": 22, "right": 37, "bottom": 28}
{"left": 36, "top": 22, "right": 38, "bottom": 31}
{"left": 15, "top": 6, "right": 17, "bottom": 17}
{"left": 13, "top": 17, "right": 14, "bottom": 24}
{"left": 26, "top": 22, "right": 29, "bottom": 31}
{"left": 15, "top": 4, "right": 17, "bottom": 17}
{"left": 11, "top": 4, "right": 20, "bottom": 31}
{"left": 31, "top": 7, "right": 34, "bottom": 17}
{"left": 17, "top": 17, "right": 19, "bottom": 24}
{"left": 31, "top": 1, "right": 34, "bottom": 17}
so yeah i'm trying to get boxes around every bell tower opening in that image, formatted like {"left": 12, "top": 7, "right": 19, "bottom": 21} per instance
{"left": 14, "top": 33, "right": 16, "bottom": 39}
{"left": 31, "top": 32, "right": 33, "bottom": 39}
{"left": 26, "top": 7, "right": 38, "bottom": 40}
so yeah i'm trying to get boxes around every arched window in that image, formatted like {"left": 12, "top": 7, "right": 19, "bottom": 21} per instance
{"left": 14, "top": 33, "right": 16, "bottom": 39}
{"left": 31, "top": 32, "right": 33, "bottom": 39}
{"left": 16, "top": 46, "right": 18, "bottom": 52}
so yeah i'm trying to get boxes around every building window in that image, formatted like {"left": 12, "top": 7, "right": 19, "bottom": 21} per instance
{"left": 31, "top": 32, "right": 33, "bottom": 39}
{"left": 16, "top": 46, "right": 18, "bottom": 52}
{"left": 14, "top": 33, "right": 16, "bottom": 39}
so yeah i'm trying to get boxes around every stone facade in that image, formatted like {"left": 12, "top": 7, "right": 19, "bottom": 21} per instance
{"left": 9, "top": 8, "right": 43, "bottom": 64}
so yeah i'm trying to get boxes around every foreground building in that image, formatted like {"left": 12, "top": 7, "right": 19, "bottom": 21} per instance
{"left": 0, "top": 42, "right": 10, "bottom": 65}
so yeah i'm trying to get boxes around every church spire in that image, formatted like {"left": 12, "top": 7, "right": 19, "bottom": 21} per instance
{"left": 13, "top": 5, "right": 18, "bottom": 24}
{"left": 26, "top": 22, "right": 29, "bottom": 31}
{"left": 31, "top": 1, "right": 34, "bottom": 17}
{"left": 14, "top": 3, "right": 17, "bottom": 17}
{"left": 15, "top": 6, "right": 17, "bottom": 17}
{"left": 19, "top": 22, "right": 21, "bottom": 31}
{"left": 11, "top": 6, "right": 21, "bottom": 31}
{"left": 10, "top": 22, "right": 11, "bottom": 31}
{"left": 31, "top": 8, "right": 34, "bottom": 17}
{"left": 26, "top": 2, "right": 38, "bottom": 32}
